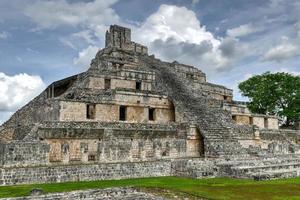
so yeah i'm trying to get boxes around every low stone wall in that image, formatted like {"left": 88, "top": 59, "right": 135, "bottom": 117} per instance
{"left": 0, "top": 160, "right": 171, "bottom": 185}
{"left": 2, "top": 187, "right": 165, "bottom": 200}
{"left": 0, "top": 158, "right": 220, "bottom": 186}
{"left": 172, "top": 158, "right": 216, "bottom": 178}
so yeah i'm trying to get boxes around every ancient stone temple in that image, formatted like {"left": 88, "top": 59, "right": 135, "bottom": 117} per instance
{"left": 0, "top": 25, "right": 299, "bottom": 185}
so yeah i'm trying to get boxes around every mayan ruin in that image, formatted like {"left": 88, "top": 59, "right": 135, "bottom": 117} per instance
{"left": 0, "top": 24, "right": 299, "bottom": 191}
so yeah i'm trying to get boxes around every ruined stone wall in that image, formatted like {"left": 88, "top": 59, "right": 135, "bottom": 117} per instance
{"left": 237, "top": 129, "right": 300, "bottom": 154}
{"left": 1, "top": 93, "right": 59, "bottom": 128}
{"left": 170, "top": 62, "right": 233, "bottom": 101}
{"left": 224, "top": 102, "right": 279, "bottom": 129}
{"left": 171, "top": 62, "right": 206, "bottom": 83}
{"left": 259, "top": 129, "right": 300, "bottom": 154}
{"left": 59, "top": 90, "right": 175, "bottom": 124}
{"left": 86, "top": 68, "right": 155, "bottom": 91}
{"left": 59, "top": 101, "right": 174, "bottom": 123}
{"left": 0, "top": 156, "right": 222, "bottom": 186}
{"left": 233, "top": 115, "right": 251, "bottom": 125}
{"left": 192, "top": 82, "right": 233, "bottom": 100}
{"left": 267, "top": 118, "right": 279, "bottom": 129}
{"left": 0, "top": 141, "right": 50, "bottom": 167}
{"left": 0, "top": 122, "right": 187, "bottom": 167}
{"left": 43, "top": 127, "right": 186, "bottom": 164}
{"left": 0, "top": 92, "right": 60, "bottom": 141}
{"left": 0, "top": 160, "right": 171, "bottom": 185}
{"left": 88, "top": 77, "right": 152, "bottom": 91}
{"left": 105, "top": 25, "right": 148, "bottom": 55}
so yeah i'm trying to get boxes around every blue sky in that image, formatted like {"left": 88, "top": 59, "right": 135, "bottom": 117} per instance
{"left": 0, "top": 0, "right": 300, "bottom": 124}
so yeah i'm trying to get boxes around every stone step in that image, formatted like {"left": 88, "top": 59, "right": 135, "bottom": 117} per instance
{"left": 250, "top": 169, "right": 300, "bottom": 180}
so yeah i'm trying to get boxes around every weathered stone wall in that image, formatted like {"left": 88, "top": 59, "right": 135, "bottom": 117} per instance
{"left": 105, "top": 25, "right": 148, "bottom": 55}
{"left": 171, "top": 62, "right": 206, "bottom": 83}
{"left": 2, "top": 188, "right": 165, "bottom": 200}
{"left": 0, "top": 92, "right": 60, "bottom": 141}
{"left": 0, "top": 141, "right": 50, "bottom": 167}
{"left": 237, "top": 129, "right": 300, "bottom": 154}
{"left": 43, "top": 127, "right": 186, "bottom": 164}
{"left": 0, "top": 160, "right": 171, "bottom": 185}
{"left": 172, "top": 158, "right": 216, "bottom": 178}
{"left": 88, "top": 77, "right": 152, "bottom": 91}
{"left": 224, "top": 102, "right": 279, "bottom": 129}
{"left": 267, "top": 118, "right": 279, "bottom": 129}
{"left": 59, "top": 91, "right": 175, "bottom": 124}
{"left": 0, "top": 156, "right": 221, "bottom": 186}
{"left": 233, "top": 115, "right": 251, "bottom": 125}
{"left": 0, "top": 122, "right": 188, "bottom": 167}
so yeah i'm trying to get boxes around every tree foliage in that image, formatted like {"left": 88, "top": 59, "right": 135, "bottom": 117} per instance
{"left": 238, "top": 72, "right": 300, "bottom": 126}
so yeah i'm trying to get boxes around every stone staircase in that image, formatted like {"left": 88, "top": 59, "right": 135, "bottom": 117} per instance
{"left": 218, "top": 154, "right": 300, "bottom": 180}
{"left": 142, "top": 56, "right": 252, "bottom": 156}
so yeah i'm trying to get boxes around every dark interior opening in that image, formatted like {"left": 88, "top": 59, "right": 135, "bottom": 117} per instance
{"left": 250, "top": 117, "right": 253, "bottom": 125}
{"left": 105, "top": 79, "right": 111, "bottom": 90}
{"left": 48, "top": 74, "right": 78, "bottom": 98}
{"left": 136, "top": 81, "right": 141, "bottom": 90}
{"left": 86, "top": 104, "right": 96, "bottom": 119}
{"left": 264, "top": 118, "right": 268, "bottom": 128}
{"left": 119, "top": 106, "right": 127, "bottom": 121}
{"left": 232, "top": 115, "right": 237, "bottom": 121}
{"left": 88, "top": 155, "right": 96, "bottom": 161}
{"left": 149, "top": 108, "right": 155, "bottom": 121}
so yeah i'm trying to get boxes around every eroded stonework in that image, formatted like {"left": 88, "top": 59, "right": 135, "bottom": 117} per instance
{"left": 0, "top": 24, "right": 299, "bottom": 186}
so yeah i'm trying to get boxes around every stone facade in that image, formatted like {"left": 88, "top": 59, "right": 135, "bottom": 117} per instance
{"left": 0, "top": 25, "right": 299, "bottom": 186}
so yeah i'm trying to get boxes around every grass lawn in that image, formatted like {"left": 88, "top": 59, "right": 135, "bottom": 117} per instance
{"left": 1, "top": 177, "right": 300, "bottom": 199}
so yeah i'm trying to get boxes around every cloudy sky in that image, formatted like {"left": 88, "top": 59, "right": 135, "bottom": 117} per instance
{"left": 0, "top": 0, "right": 300, "bottom": 124}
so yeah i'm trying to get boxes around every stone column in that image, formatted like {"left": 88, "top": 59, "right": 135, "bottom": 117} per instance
{"left": 186, "top": 125, "right": 203, "bottom": 157}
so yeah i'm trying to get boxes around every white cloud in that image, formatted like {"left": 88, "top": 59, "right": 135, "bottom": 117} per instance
{"left": 72, "top": 30, "right": 95, "bottom": 44}
{"left": 24, "top": 0, "right": 120, "bottom": 68}
{"left": 73, "top": 45, "right": 99, "bottom": 68}
{"left": 263, "top": 43, "right": 300, "bottom": 62}
{"left": 24, "top": 0, "right": 119, "bottom": 29}
{"left": 0, "top": 31, "right": 9, "bottom": 39}
{"left": 135, "top": 5, "right": 220, "bottom": 47}
{"left": 134, "top": 5, "right": 244, "bottom": 74}
{"left": 227, "top": 23, "right": 260, "bottom": 38}
{"left": 0, "top": 72, "right": 46, "bottom": 112}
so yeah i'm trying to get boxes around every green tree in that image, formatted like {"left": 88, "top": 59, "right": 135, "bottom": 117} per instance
{"left": 238, "top": 72, "right": 300, "bottom": 126}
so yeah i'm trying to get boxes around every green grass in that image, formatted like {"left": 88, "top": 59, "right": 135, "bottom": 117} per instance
{"left": 1, "top": 177, "right": 300, "bottom": 199}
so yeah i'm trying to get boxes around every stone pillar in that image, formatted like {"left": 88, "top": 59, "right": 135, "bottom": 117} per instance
{"left": 253, "top": 126, "right": 260, "bottom": 140}
{"left": 186, "top": 125, "right": 204, "bottom": 157}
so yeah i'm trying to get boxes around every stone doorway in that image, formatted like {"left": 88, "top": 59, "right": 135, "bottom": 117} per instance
{"left": 187, "top": 125, "right": 205, "bottom": 157}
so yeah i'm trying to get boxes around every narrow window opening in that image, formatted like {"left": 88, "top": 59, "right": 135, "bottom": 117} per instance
{"left": 119, "top": 106, "right": 127, "bottom": 121}
{"left": 86, "top": 104, "right": 96, "bottom": 119}
{"left": 250, "top": 117, "right": 253, "bottom": 125}
{"left": 105, "top": 79, "right": 111, "bottom": 90}
{"left": 149, "top": 108, "right": 155, "bottom": 121}
{"left": 136, "top": 81, "right": 141, "bottom": 90}
{"left": 88, "top": 155, "right": 96, "bottom": 161}
{"left": 264, "top": 118, "right": 268, "bottom": 129}
{"left": 232, "top": 115, "right": 237, "bottom": 121}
